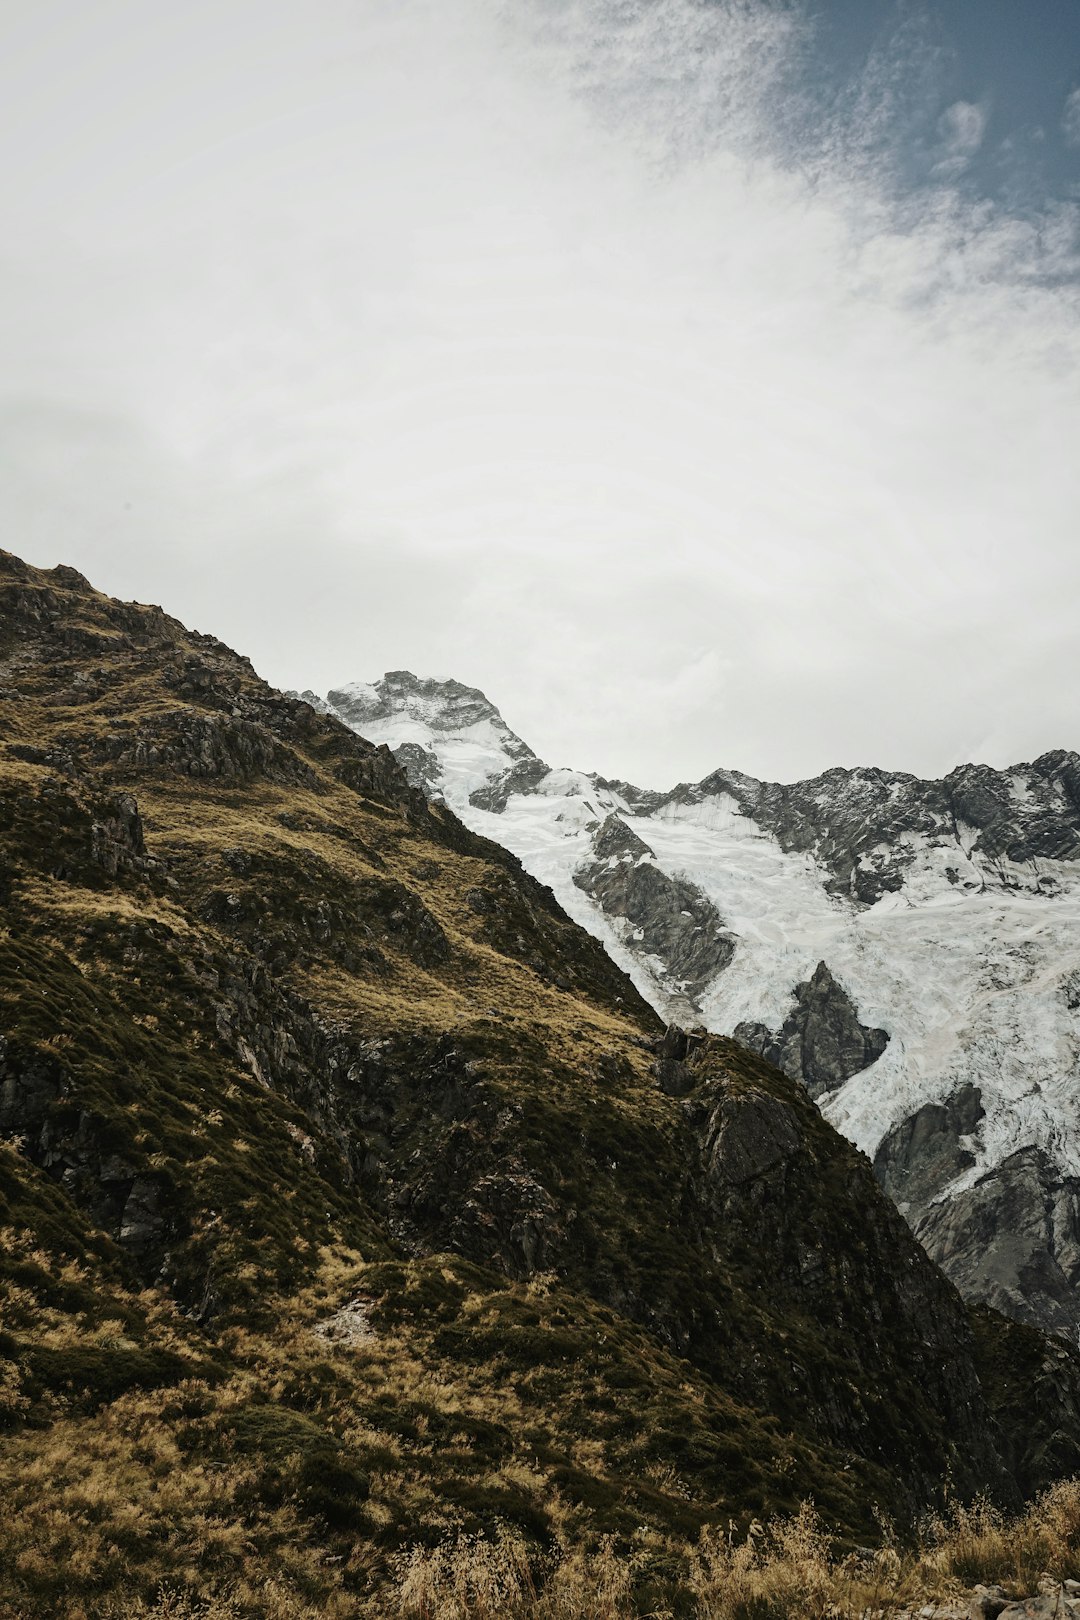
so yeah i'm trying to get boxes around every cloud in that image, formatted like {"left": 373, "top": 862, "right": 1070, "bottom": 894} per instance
{"left": 930, "top": 99, "right": 988, "bottom": 180}
{"left": 0, "top": 0, "right": 1078, "bottom": 784}
{"left": 1063, "top": 87, "right": 1080, "bottom": 148}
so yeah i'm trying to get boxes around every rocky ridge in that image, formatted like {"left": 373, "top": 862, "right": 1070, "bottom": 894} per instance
{"left": 734, "top": 960, "right": 889, "bottom": 1103}
{"left": 573, "top": 813, "right": 736, "bottom": 1011}
{"left": 310, "top": 672, "right": 1080, "bottom": 1336}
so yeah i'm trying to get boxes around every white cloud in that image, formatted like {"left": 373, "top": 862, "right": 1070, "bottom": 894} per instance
{"left": 931, "top": 100, "right": 988, "bottom": 179}
{"left": 1063, "top": 86, "right": 1080, "bottom": 148}
{"left": 0, "top": 0, "right": 1078, "bottom": 785}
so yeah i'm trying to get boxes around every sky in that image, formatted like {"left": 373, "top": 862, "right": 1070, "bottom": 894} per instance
{"left": 1, "top": 0, "right": 1079, "bottom": 788}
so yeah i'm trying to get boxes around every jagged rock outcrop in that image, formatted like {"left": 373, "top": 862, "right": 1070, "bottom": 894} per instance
{"left": 678, "top": 753, "right": 1080, "bottom": 903}
{"left": 874, "top": 1083, "right": 986, "bottom": 1214}
{"left": 690, "top": 1058, "right": 1016, "bottom": 1506}
{"left": 873, "top": 1084, "right": 1080, "bottom": 1337}
{"left": 574, "top": 815, "right": 736, "bottom": 1008}
{"left": 734, "top": 961, "right": 889, "bottom": 1100}
{"left": 469, "top": 755, "right": 552, "bottom": 813}
{"left": 914, "top": 1147, "right": 1080, "bottom": 1337}
{"left": 89, "top": 792, "right": 148, "bottom": 877}
{"left": 652, "top": 1022, "right": 707, "bottom": 1096}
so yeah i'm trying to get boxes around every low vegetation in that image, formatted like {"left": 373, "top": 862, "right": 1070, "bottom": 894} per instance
{"left": 389, "top": 1483, "right": 1080, "bottom": 1618}
{"left": 7, "top": 1481, "right": 1080, "bottom": 1617}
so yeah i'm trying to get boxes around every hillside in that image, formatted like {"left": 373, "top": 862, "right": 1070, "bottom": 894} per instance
{"left": 312, "top": 672, "right": 1080, "bottom": 1337}
{"left": 4, "top": 552, "right": 1080, "bottom": 1618}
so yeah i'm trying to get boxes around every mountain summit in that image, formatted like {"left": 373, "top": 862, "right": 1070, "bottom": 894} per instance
{"left": 313, "top": 673, "right": 1080, "bottom": 1337}
{"left": 319, "top": 671, "right": 543, "bottom": 807}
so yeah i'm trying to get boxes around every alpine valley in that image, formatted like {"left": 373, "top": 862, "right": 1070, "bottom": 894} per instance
{"left": 308, "top": 673, "right": 1080, "bottom": 1341}
{"left": 5, "top": 549, "right": 1080, "bottom": 1619}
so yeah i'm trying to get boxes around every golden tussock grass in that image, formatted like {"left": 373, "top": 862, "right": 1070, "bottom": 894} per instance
{"left": 389, "top": 1482, "right": 1080, "bottom": 1620}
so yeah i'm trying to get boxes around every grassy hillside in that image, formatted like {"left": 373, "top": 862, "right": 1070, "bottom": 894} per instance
{"left": 2, "top": 549, "right": 1080, "bottom": 1618}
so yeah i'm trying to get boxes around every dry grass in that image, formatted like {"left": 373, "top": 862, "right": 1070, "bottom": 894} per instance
{"left": 396, "top": 1527, "right": 637, "bottom": 1620}
{"left": 8, "top": 871, "right": 199, "bottom": 939}
{"left": 386, "top": 1483, "right": 1080, "bottom": 1619}
{"left": 915, "top": 1482, "right": 1080, "bottom": 1593}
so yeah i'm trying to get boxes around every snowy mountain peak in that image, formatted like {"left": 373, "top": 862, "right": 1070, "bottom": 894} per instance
{"left": 327, "top": 670, "right": 526, "bottom": 742}
{"left": 322, "top": 671, "right": 540, "bottom": 805}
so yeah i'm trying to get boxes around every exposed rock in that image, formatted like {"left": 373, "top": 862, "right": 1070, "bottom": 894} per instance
{"left": 916, "top": 1147, "right": 1080, "bottom": 1336}
{"left": 469, "top": 755, "right": 552, "bottom": 813}
{"left": 874, "top": 1083, "right": 985, "bottom": 1213}
{"left": 996, "top": 1597, "right": 1080, "bottom": 1618}
{"left": 92, "top": 709, "right": 321, "bottom": 787}
{"left": 90, "top": 793, "right": 147, "bottom": 877}
{"left": 391, "top": 739, "right": 443, "bottom": 794}
{"left": 652, "top": 1021, "right": 707, "bottom": 1095}
{"left": 313, "top": 1298, "right": 375, "bottom": 1346}
{"left": 688, "top": 1049, "right": 1019, "bottom": 1510}
{"left": 117, "top": 1175, "right": 169, "bottom": 1253}
{"left": 0, "top": 1033, "right": 180, "bottom": 1270}
{"left": 703, "top": 1089, "right": 802, "bottom": 1188}
{"left": 452, "top": 1165, "right": 565, "bottom": 1277}
{"left": 734, "top": 961, "right": 889, "bottom": 1100}
{"left": 967, "top": 1586, "right": 1009, "bottom": 1620}
{"left": 574, "top": 814, "right": 736, "bottom": 1006}
{"left": 0, "top": 1039, "right": 65, "bottom": 1140}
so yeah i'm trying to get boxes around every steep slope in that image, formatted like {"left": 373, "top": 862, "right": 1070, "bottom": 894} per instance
{"left": 311, "top": 672, "right": 1080, "bottom": 1335}
{"left": 4, "top": 555, "right": 1080, "bottom": 1617}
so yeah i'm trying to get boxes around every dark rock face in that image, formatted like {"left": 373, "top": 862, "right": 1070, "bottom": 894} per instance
{"left": 652, "top": 1022, "right": 707, "bottom": 1095}
{"left": 734, "top": 961, "right": 889, "bottom": 1100}
{"left": 668, "top": 752, "right": 1080, "bottom": 904}
{"left": 969, "top": 1304, "right": 1080, "bottom": 1499}
{"left": 914, "top": 1147, "right": 1080, "bottom": 1337}
{"left": 703, "top": 1088, "right": 802, "bottom": 1186}
{"left": 573, "top": 815, "right": 736, "bottom": 1007}
{"left": 874, "top": 1083, "right": 985, "bottom": 1214}
{"left": 687, "top": 1049, "right": 1017, "bottom": 1511}
{"left": 469, "top": 755, "right": 552, "bottom": 813}
{"left": 0, "top": 1035, "right": 65, "bottom": 1143}
{"left": 391, "top": 740, "right": 443, "bottom": 794}
{"left": 90, "top": 793, "right": 147, "bottom": 877}
{"left": 873, "top": 1082, "right": 1080, "bottom": 1340}
{"left": 0, "top": 1036, "right": 179, "bottom": 1268}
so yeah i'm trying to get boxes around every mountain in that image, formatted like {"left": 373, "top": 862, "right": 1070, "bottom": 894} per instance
{"left": 310, "top": 672, "right": 1080, "bottom": 1338}
{"left": 5, "top": 552, "right": 1080, "bottom": 1616}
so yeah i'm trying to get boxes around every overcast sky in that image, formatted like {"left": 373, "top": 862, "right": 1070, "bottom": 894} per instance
{"left": 2, "top": 0, "right": 1079, "bottom": 787}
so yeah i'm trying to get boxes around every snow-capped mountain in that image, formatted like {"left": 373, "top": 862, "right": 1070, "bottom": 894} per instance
{"left": 302, "top": 673, "right": 1080, "bottom": 1337}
